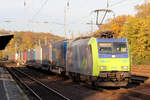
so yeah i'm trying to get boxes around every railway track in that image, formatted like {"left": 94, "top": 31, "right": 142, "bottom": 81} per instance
{"left": 131, "top": 75, "right": 149, "bottom": 83}
{"left": 5, "top": 67, "right": 70, "bottom": 100}
{"left": 127, "top": 90, "right": 150, "bottom": 100}
{"left": 4, "top": 63, "right": 150, "bottom": 100}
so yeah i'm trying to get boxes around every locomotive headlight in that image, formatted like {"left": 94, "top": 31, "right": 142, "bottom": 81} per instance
{"left": 100, "top": 66, "right": 106, "bottom": 70}
{"left": 122, "top": 66, "right": 128, "bottom": 70}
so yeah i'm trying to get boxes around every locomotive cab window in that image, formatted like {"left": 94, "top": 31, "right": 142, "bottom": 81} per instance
{"left": 113, "top": 43, "right": 127, "bottom": 54}
{"left": 99, "top": 42, "right": 127, "bottom": 54}
{"left": 99, "top": 43, "right": 112, "bottom": 54}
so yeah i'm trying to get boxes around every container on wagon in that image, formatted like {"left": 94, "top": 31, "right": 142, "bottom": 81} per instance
{"left": 42, "top": 44, "right": 52, "bottom": 65}
{"left": 35, "top": 46, "right": 42, "bottom": 64}
{"left": 26, "top": 49, "right": 31, "bottom": 64}
{"left": 33, "top": 49, "right": 36, "bottom": 62}
{"left": 52, "top": 40, "right": 67, "bottom": 68}
{"left": 23, "top": 51, "right": 27, "bottom": 63}
{"left": 66, "top": 38, "right": 93, "bottom": 75}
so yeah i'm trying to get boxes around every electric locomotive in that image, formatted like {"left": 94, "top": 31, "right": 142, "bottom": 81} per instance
{"left": 66, "top": 37, "right": 131, "bottom": 87}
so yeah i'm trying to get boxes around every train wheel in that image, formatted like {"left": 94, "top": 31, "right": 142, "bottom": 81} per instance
{"left": 72, "top": 73, "right": 80, "bottom": 82}
{"left": 69, "top": 72, "right": 79, "bottom": 82}
{"left": 75, "top": 73, "right": 81, "bottom": 82}
{"left": 61, "top": 71, "right": 66, "bottom": 77}
{"left": 91, "top": 81, "right": 99, "bottom": 89}
{"left": 72, "top": 76, "right": 76, "bottom": 82}
{"left": 47, "top": 66, "right": 52, "bottom": 72}
{"left": 92, "top": 81, "right": 96, "bottom": 86}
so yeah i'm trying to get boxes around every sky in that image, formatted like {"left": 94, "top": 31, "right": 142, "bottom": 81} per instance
{"left": 0, "top": 0, "right": 146, "bottom": 37}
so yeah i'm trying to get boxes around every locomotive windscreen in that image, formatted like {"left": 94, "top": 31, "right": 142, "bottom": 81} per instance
{"left": 99, "top": 42, "right": 127, "bottom": 54}
{"left": 113, "top": 43, "right": 127, "bottom": 54}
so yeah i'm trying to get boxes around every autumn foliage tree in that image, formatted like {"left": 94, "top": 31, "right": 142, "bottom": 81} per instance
{"left": 123, "top": 16, "right": 150, "bottom": 64}
{"left": 4, "top": 31, "right": 64, "bottom": 58}
{"left": 135, "top": 3, "right": 150, "bottom": 18}
{"left": 101, "top": 15, "right": 131, "bottom": 37}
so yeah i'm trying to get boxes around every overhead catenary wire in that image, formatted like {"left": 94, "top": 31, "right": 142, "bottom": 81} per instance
{"left": 110, "top": 0, "right": 143, "bottom": 9}
{"left": 110, "top": 0, "right": 129, "bottom": 7}
{"left": 30, "top": 0, "right": 49, "bottom": 21}
{"left": 26, "top": 0, "right": 53, "bottom": 32}
{"left": 23, "top": 0, "right": 71, "bottom": 34}
{"left": 22, "top": 0, "right": 138, "bottom": 35}
{"left": 69, "top": 15, "right": 92, "bottom": 25}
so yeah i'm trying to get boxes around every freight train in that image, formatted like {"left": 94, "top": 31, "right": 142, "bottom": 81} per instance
{"left": 8, "top": 37, "right": 131, "bottom": 87}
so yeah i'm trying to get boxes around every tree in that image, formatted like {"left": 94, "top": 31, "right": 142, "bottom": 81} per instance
{"left": 123, "top": 16, "right": 150, "bottom": 64}
{"left": 99, "top": 15, "right": 132, "bottom": 37}
{"left": 135, "top": 2, "right": 150, "bottom": 18}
